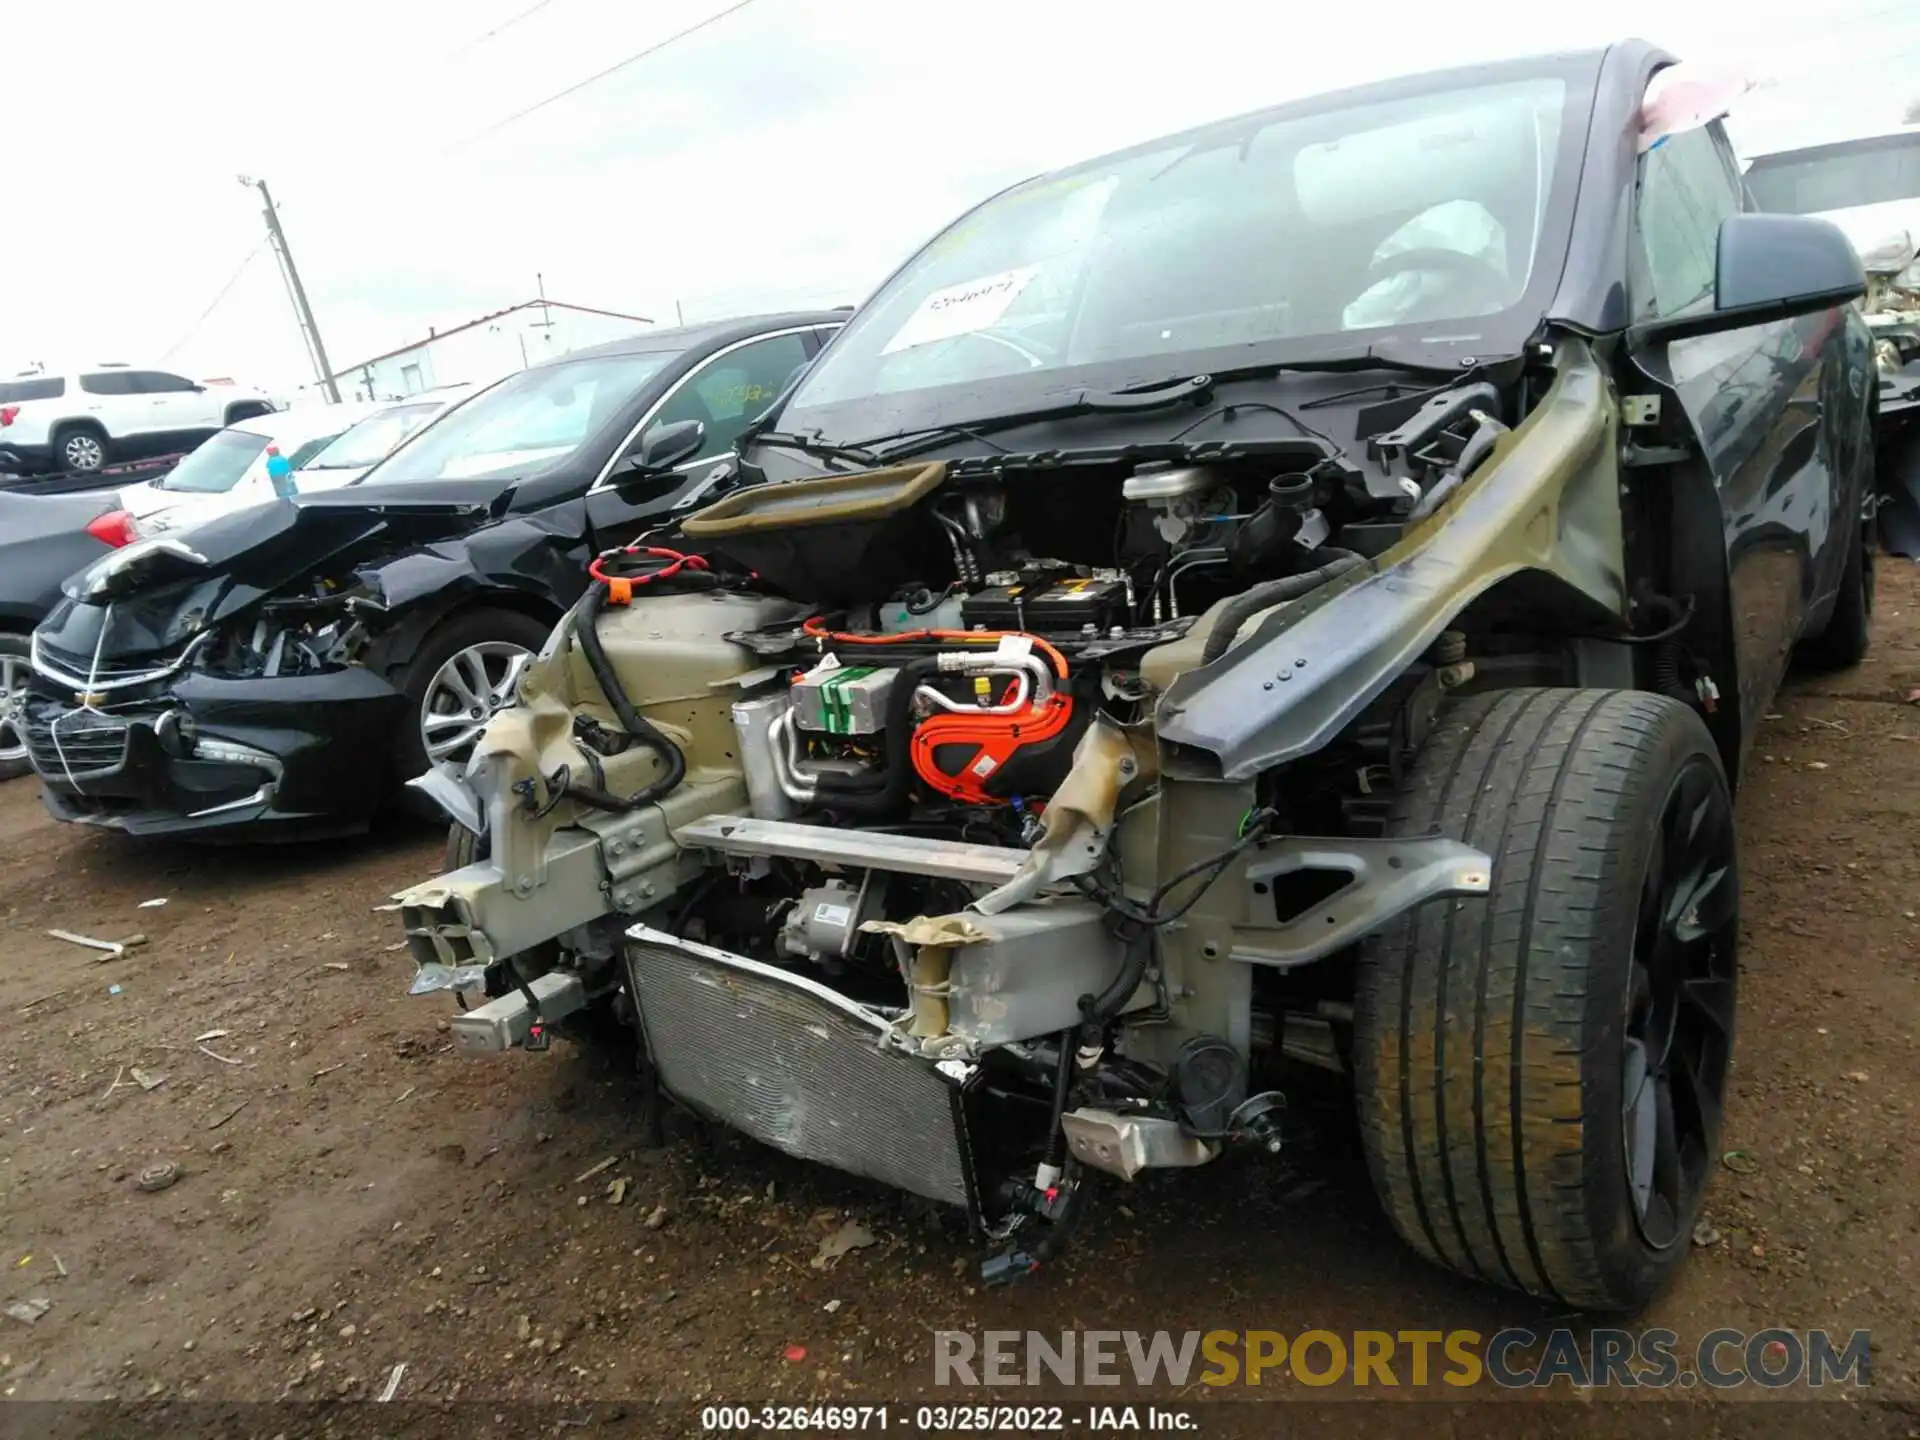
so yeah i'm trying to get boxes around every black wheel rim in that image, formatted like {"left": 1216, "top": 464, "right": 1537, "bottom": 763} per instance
{"left": 1622, "top": 754, "right": 1737, "bottom": 1248}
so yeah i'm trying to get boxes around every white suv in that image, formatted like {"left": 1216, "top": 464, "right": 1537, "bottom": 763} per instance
{"left": 0, "top": 366, "right": 278, "bottom": 475}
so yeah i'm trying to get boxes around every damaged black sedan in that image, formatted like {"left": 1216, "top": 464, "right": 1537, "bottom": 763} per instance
{"left": 21, "top": 312, "right": 844, "bottom": 838}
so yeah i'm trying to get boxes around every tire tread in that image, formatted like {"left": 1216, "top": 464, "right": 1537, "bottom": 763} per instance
{"left": 1355, "top": 687, "right": 1727, "bottom": 1310}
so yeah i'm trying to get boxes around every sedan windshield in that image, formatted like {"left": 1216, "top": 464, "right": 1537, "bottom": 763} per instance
{"left": 363, "top": 352, "right": 675, "bottom": 485}
{"left": 157, "top": 428, "right": 271, "bottom": 493}
{"left": 787, "top": 65, "right": 1581, "bottom": 432}
{"left": 300, "top": 401, "right": 445, "bottom": 471}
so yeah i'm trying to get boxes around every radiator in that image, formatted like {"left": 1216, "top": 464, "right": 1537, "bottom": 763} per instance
{"left": 625, "top": 924, "right": 975, "bottom": 1209}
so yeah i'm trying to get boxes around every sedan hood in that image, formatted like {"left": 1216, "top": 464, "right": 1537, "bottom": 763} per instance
{"left": 39, "top": 482, "right": 515, "bottom": 670}
{"left": 1808, "top": 200, "right": 1920, "bottom": 274}
{"left": 289, "top": 465, "right": 371, "bottom": 491}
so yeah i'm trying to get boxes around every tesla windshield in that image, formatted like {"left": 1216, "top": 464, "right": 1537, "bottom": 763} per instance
{"left": 786, "top": 69, "right": 1579, "bottom": 428}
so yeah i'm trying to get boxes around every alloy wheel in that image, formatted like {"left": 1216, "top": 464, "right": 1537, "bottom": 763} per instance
{"left": 420, "top": 640, "right": 532, "bottom": 765}
{"left": 0, "top": 653, "right": 26, "bottom": 765}
{"left": 63, "top": 434, "right": 104, "bottom": 471}
{"left": 1621, "top": 754, "right": 1738, "bottom": 1248}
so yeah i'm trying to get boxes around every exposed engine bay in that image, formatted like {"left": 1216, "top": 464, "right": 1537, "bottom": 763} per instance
{"left": 390, "top": 367, "right": 1628, "bottom": 1277}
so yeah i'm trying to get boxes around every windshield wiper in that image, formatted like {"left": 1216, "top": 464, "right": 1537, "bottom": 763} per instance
{"left": 747, "top": 430, "right": 886, "bottom": 472}
{"left": 852, "top": 348, "right": 1490, "bottom": 464}
{"left": 854, "top": 374, "right": 1216, "bottom": 463}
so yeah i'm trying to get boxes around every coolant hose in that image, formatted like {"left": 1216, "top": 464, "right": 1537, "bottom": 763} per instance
{"left": 1199, "top": 550, "right": 1365, "bottom": 664}
{"left": 1406, "top": 411, "right": 1510, "bottom": 524}
{"left": 564, "top": 582, "right": 686, "bottom": 810}
{"left": 806, "top": 656, "right": 942, "bottom": 816}
{"left": 1040, "top": 1032, "right": 1075, "bottom": 1171}
{"left": 1079, "top": 923, "right": 1154, "bottom": 1029}
{"left": 1653, "top": 638, "right": 1688, "bottom": 701}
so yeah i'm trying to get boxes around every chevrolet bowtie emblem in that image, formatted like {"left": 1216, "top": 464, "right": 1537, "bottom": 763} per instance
{"left": 75, "top": 691, "right": 105, "bottom": 707}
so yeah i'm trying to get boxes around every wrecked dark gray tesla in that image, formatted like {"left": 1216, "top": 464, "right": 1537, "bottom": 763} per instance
{"left": 392, "top": 43, "right": 1874, "bottom": 1311}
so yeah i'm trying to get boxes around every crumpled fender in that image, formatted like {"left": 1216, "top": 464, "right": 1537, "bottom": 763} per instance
{"left": 1151, "top": 339, "right": 1626, "bottom": 780}
{"left": 972, "top": 717, "right": 1154, "bottom": 915}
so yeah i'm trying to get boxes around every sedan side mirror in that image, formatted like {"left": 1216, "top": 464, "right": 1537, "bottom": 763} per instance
{"left": 632, "top": 418, "right": 706, "bottom": 474}
{"left": 1631, "top": 213, "right": 1866, "bottom": 351}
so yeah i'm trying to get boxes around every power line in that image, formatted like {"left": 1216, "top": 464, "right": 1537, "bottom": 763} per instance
{"left": 448, "top": 0, "right": 562, "bottom": 58}
{"left": 443, "top": 0, "right": 760, "bottom": 155}
{"left": 159, "top": 244, "right": 267, "bottom": 363}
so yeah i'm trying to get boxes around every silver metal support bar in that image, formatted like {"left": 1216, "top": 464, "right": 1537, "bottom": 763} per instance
{"left": 1229, "top": 834, "right": 1492, "bottom": 969}
{"left": 677, "top": 814, "right": 1029, "bottom": 886}
{"left": 447, "top": 970, "right": 587, "bottom": 1056}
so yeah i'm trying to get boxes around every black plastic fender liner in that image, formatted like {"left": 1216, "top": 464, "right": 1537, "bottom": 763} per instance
{"left": 1879, "top": 424, "right": 1920, "bottom": 560}
{"left": 1153, "top": 342, "right": 1626, "bottom": 781}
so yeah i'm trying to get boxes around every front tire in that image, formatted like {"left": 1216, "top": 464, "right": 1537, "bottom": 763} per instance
{"left": 0, "top": 634, "right": 32, "bottom": 781}
{"left": 445, "top": 819, "right": 480, "bottom": 870}
{"left": 392, "top": 607, "right": 553, "bottom": 791}
{"left": 1355, "top": 688, "right": 1738, "bottom": 1312}
{"left": 1798, "top": 506, "right": 1874, "bottom": 671}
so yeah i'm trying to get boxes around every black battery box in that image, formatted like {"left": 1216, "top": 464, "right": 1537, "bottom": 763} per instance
{"left": 961, "top": 574, "right": 1129, "bottom": 635}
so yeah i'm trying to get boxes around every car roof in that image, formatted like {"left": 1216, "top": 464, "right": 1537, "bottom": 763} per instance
{"left": 990, "top": 44, "right": 1616, "bottom": 190}
{"left": 8, "top": 363, "right": 185, "bottom": 379}
{"left": 1746, "top": 122, "right": 1920, "bottom": 164}
{"left": 228, "top": 401, "right": 388, "bottom": 442}
{"left": 553, "top": 310, "right": 848, "bottom": 367}
{"left": 374, "top": 389, "right": 466, "bottom": 411}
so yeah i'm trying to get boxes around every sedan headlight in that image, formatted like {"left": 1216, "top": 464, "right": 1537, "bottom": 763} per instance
{"left": 202, "top": 608, "right": 367, "bottom": 679}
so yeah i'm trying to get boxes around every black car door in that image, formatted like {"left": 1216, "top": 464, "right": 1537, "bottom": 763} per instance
{"left": 1631, "top": 116, "right": 1855, "bottom": 733}
{"left": 584, "top": 326, "right": 826, "bottom": 549}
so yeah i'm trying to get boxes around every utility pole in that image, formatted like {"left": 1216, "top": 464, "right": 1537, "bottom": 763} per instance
{"left": 528, "top": 271, "right": 557, "bottom": 349}
{"left": 239, "top": 175, "right": 342, "bottom": 403}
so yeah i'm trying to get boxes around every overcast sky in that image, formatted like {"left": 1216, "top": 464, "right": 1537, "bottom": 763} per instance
{"left": 7, "top": 0, "right": 1917, "bottom": 391}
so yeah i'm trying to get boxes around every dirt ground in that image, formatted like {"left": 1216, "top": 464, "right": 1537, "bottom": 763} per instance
{"left": 2, "top": 567, "right": 1919, "bottom": 1435}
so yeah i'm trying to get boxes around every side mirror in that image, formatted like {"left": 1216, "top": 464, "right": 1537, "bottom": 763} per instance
{"left": 631, "top": 418, "right": 705, "bottom": 474}
{"left": 1631, "top": 213, "right": 1866, "bottom": 350}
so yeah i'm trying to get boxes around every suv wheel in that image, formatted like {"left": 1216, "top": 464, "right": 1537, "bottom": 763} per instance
{"left": 1355, "top": 688, "right": 1737, "bottom": 1312}
{"left": 54, "top": 426, "right": 107, "bottom": 473}
{"left": 0, "top": 635, "right": 31, "bottom": 781}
